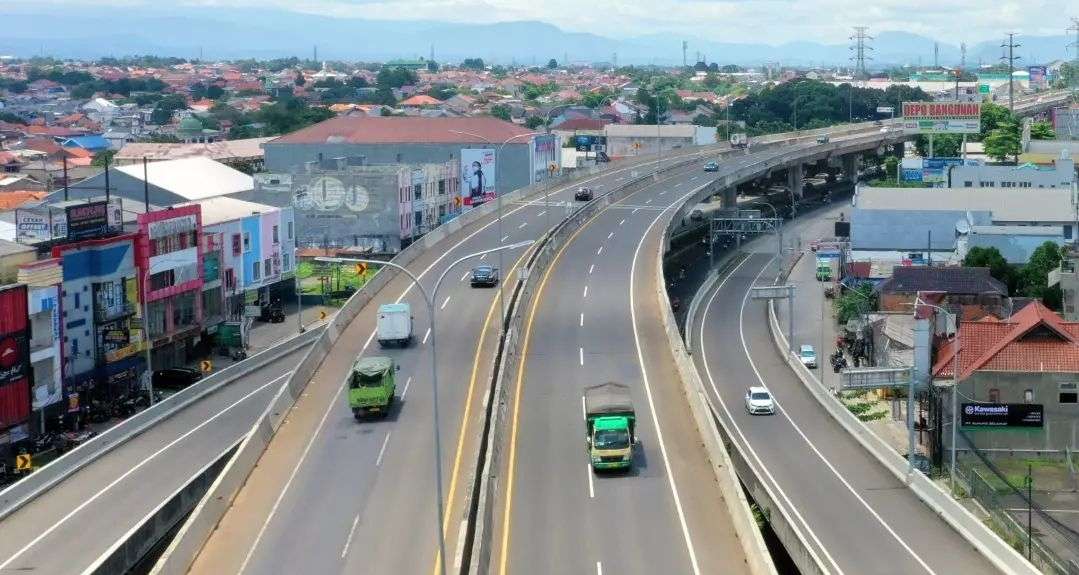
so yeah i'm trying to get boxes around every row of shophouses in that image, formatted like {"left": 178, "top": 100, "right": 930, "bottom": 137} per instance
{"left": 0, "top": 196, "right": 295, "bottom": 455}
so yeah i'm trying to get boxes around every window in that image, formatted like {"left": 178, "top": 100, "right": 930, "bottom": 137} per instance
{"left": 225, "top": 268, "right": 235, "bottom": 290}
{"left": 414, "top": 183, "right": 422, "bottom": 200}
{"left": 149, "top": 269, "right": 176, "bottom": 290}
{"left": 964, "top": 181, "right": 973, "bottom": 187}
{"left": 1060, "top": 384, "right": 1078, "bottom": 404}
{"left": 252, "top": 261, "right": 261, "bottom": 281}
{"left": 272, "top": 225, "right": 279, "bottom": 244}
{"left": 1024, "top": 389, "right": 1034, "bottom": 403}
{"left": 243, "top": 232, "right": 251, "bottom": 253}
{"left": 264, "top": 258, "right": 272, "bottom": 278}
{"left": 988, "top": 388, "right": 1000, "bottom": 403}
{"left": 282, "top": 253, "right": 291, "bottom": 271}
{"left": 74, "top": 292, "right": 80, "bottom": 309}
{"left": 232, "top": 234, "right": 241, "bottom": 256}
{"left": 287, "top": 221, "right": 293, "bottom": 240}
{"left": 438, "top": 180, "right": 446, "bottom": 195}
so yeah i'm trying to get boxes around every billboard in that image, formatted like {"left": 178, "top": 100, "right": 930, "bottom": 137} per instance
{"left": 901, "top": 101, "right": 981, "bottom": 134}
{"left": 531, "top": 135, "right": 559, "bottom": 183}
{"left": 14, "top": 208, "right": 67, "bottom": 243}
{"left": 66, "top": 201, "right": 110, "bottom": 240}
{"left": 1028, "top": 66, "right": 1047, "bottom": 89}
{"left": 901, "top": 157, "right": 983, "bottom": 183}
{"left": 461, "top": 148, "right": 496, "bottom": 207}
{"left": 961, "top": 403, "right": 1043, "bottom": 428}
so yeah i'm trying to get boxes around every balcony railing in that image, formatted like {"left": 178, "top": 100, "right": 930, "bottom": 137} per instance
{"left": 94, "top": 302, "right": 136, "bottom": 323}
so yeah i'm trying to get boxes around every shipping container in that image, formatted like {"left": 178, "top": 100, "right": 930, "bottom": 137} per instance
{"left": 0, "top": 379, "right": 31, "bottom": 429}
{"left": 0, "top": 285, "right": 27, "bottom": 335}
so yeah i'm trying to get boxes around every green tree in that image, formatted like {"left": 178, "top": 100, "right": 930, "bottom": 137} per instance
{"left": 461, "top": 58, "right": 485, "bottom": 70}
{"left": 490, "top": 104, "right": 512, "bottom": 121}
{"left": 429, "top": 84, "right": 457, "bottom": 100}
{"left": 963, "top": 246, "right": 1014, "bottom": 292}
{"left": 525, "top": 116, "right": 545, "bottom": 129}
{"left": 979, "top": 102, "right": 1015, "bottom": 140}
{"left": 547, "top": 58, "right": 558, "bottom": 69}
{"left": 376, "top": 67, "right": 418, "bottom": 89}
{"left": 1019, "top": 241, "right": 1064, "bottom": 309}
{"left": 206, "top": 85, "right": 225, "bottom": 100}
{"left": 0, "top": 112, "right": 26, "bottom": 125}
{"left": 150, "top": 94, "right": 188, "bottom": 125}
{"left": 581, "top": 90, "right": 612, "bottom": 108}
{"left": 294, "top": 72, "right": 306, "bottom": 87}
{"left": 914, "top": 133, "right": 962, "bottom": 158}
{"left": 427, "top": 60, "right": 440, "bottom": 72}
{"left": 91, "top": 149, "right": 117, "bottom": 168}
{"left": 834, "top": 284, "right": 876, "bottom": 324}
{"left": 1030, "top": 121, "right": 1055, "bottom": 140}
{"left": 983, "top": 123, "right": 1020, "bottom": 163}
{"left": 883, "top": 155, "right": 899, "bottom": 180}
{"left": 70, "top": 83, "right": 96, "bottom": 99}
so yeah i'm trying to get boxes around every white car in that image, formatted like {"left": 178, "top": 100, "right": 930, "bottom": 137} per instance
{"left": 799, "top": 344, "right": 817, "bottom": 368}
{"left": 745, "top": 386, "right": 775, "bottom": 415}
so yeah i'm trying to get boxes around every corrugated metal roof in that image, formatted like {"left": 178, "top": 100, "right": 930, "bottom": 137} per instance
{"left": 854, "top": 187, "right": 1075, "bottom": 223}
{"left": 178, "top": 196, "right": 276, "bottom": 226}
{"left": 270, "top": 116, "right": 535, "bottom": 145}
{"left": 851, "top": 209, "right": 992, "bottom": 251}
{"left": 967, "top": 228, "right": 1066, "bottom": 264}
{"left": 114, "top": 157, "right": 254, "bottom": 201}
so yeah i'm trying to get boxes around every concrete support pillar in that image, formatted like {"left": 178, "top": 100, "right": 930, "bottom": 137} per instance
{"left": 787, "top": 163, "right": 804, "bottom": 198}
{"left": 892, "top": 142, "right": 905, "bottom": 158}
{"left": 721, "top": 186, "right": 738, "bottom": 208}
{"left": 842, "top": 154, "right": 859, "bottom": 181}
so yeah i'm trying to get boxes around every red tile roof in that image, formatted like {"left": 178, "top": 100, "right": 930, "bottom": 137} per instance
{"left": 22, "top": 137, "right": 63, "bottom": 155}
{"left": 399, "top": 94, "right": 442, "bottom": 107}
{"left": 933, "top": 301, "right": 1079, "bottom": 379}
{"left": 551, "top": 118, "right": 610, "bottom": 131}
{"left": 271, "top": 116, "right": 536, "bottom": 145}
{"left": 0, "top": 190, "right": 47, "bottom": 209}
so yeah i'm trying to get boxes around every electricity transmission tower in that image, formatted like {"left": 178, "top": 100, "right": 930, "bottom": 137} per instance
{"left": 849, "top": 27, "right": 873, "bottom": 82}
{"left": 1001, "top": 33, "right": 1021, "bottom": 111}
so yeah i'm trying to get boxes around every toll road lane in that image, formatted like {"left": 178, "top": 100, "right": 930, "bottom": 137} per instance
{"left": 694, "top": 231, "right": 995, "bottom": 572}
{"left": 495, "top": 164, "right": 750, "bottom": 575}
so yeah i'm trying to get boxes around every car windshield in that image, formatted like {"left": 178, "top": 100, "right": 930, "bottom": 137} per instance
{"left": 801, "top": 348, "right": 814, "bottom": 357}
{"left": 593, "top": 429, "right": 630, "bottom": 449}
{"left": 751, "top": 392, "right": 771, "bottom": 401}
{"left": 352, "top": 372, "right": 385, "bottom": 388}
{"left": 474, "top": 267, "right": 492, "bottom": 275}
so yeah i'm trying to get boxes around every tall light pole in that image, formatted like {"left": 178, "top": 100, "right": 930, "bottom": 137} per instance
{"left": 140, "top": 267, "right": 155, "bottom": 406}
{"left": 334, "top": 240, "right": 533, "bottom": 575}
{"left": 294, "top": 245, "right": 305, "bottom": 334}
{"left": 449, "top": 130, "right": 540, "bottom": 329}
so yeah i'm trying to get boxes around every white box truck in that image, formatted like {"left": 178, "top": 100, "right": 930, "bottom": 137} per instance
{"left": 377, "top": 303, "right": 413, "bottom": 347}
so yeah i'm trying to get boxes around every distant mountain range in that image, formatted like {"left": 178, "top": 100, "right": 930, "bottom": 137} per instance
{"left": 0, "top": 5, "right": 1071, "bottom": 68}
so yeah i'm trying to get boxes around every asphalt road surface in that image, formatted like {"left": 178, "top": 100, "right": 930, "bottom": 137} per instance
{"left": 690, "top": 203, "right": 998, "bottom": 574}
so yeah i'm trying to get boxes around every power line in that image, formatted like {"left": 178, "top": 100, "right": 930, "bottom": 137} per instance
{"left": 1001, "top": 33, "right": 1021, "bottom": 111}
{"left": 849, "top": 26, "right": 873, "bottom": 82}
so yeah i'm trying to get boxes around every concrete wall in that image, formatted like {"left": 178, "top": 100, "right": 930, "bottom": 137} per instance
{"left": 262, "top": 142, "right": 534, "bottom": 198}
{"left": 951, "top": 371, "right": 1079, "bottom": 453}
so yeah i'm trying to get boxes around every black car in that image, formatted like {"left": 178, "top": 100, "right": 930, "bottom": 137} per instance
{"left": 470, "top": 265, "right": 499, "bottom": 287}
{"left": 574, "top": 187, "right": 594, "bottom": 201}
{"left": 703, "top": 161, "right": 719, "bottom": 172}
{"left": 152, "top": 367, "right": 204, "bottom": 390}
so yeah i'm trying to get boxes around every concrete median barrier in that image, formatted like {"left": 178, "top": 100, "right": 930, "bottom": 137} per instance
{"left": 765, "top": 276, "right": 1039, "bottom": 575}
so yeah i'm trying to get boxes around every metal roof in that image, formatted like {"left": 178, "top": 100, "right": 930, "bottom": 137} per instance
{"left": 114, "top": 157, "right": 254, "bottom": 201}
{"left": 854, "top": 187, "right": 1075, "bottom": 223}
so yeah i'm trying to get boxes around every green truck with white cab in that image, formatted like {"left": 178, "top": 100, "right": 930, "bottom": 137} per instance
{"left": 348, "top": 356, "right": 398, "bottom": 419}
{"left": 585, "top": 382, "right": 637, "bottom": 471}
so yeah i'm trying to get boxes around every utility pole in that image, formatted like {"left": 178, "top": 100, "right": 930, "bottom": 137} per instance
{"left": 960, "top": 42, "right": 967, "bottom": 70}
{"left": 849, "top": 26, "right": 873, "bottom": 81}
{"left": 1069, "top": 18, "right": 1079, "bottom": 101}
{"left": 682, "top": 40, "right": 688, "bottom": 68}
{"left": 313, "top": 45, "right": 318, "bottom": 65}
{"left": 1001, "top": 33, "right": 1021, "bottom": 112}
{"left": 934, "top": 42, "right": 939, "bottom": 68}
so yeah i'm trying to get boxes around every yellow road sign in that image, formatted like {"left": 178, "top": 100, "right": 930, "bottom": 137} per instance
{"left": 355, "top": 263, "right": 367, "bottom": 275}
{"left": 319, "top": 310, "right": 328, "bottom": 321}
{"left": 15, "top": 454, "right": 31, "bottom": 471}
{"left": 200, "top": 360, "right": 213, "bottom": 373}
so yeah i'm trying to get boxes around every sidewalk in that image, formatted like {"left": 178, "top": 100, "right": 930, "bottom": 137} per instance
{"left": 190, "top": 300, "right": 337, "bottom": 375}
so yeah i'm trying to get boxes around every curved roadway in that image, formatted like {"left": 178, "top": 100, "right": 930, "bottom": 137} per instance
{"left": 690, "top": 203, "right": 996, "bottom": 574}
{"left": 187, "top": 153, "right": 727, "bottom": 575}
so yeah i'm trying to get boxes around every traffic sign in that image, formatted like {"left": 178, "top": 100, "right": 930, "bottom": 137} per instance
{"left": 200, "top": 360, "right": 213, "bottom": 373}
{"left": 876, "top": 106, "right": 894, "bottom": 114}
{"left": 319, "top": 310, "right": 328, "bottom": 321}
{"left": 15, "top": 453, "right": 31, "bottom": 472}
{"left": 354, "top": 263, "right": 367, "bottom": 275}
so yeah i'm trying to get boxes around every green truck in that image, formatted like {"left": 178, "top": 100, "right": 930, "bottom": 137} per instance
{"left": 348, "top": 356, "right": 398, "bottom": 419}
{"left": 585, "top": 382, "right": 637, "bottom": 471}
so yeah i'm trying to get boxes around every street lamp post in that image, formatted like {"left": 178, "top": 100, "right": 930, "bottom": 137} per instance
{"left": 449, "top": 130, "right": 541, "bottom": 330}
{"left": 294, "top": 246, "right": 305, "bottom": 334}
{"left": 338, "top": 239, "right": 533, "bottom": 575}
{"left": 141, "top": 268, "right": 155, "bottom": 406}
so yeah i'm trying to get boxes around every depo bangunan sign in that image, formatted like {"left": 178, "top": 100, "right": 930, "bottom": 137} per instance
{"left": 902, "top": 101, "right": 981, "bottom": 134}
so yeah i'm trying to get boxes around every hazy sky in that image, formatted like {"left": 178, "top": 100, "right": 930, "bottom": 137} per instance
{"left": 32, "top": 0, "right": 1075, "bottom": 45}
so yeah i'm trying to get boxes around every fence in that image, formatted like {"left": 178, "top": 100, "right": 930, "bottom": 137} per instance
{"left": 954, "top": 440, "right": 1079, "bottom": 574}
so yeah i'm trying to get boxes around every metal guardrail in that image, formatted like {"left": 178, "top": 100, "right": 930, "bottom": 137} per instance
{"left": 0, "top": 325, "right": 324, "bottom": 523}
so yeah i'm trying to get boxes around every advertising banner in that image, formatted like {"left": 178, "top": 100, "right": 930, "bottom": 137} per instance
{"left": 148, "top": 214, "right": 197, "bottom": 240}
{"left": 902, "top": 101, "right": 981, "bottom": 134}
{"left": 0, "top": 332, "right": 29, "bottom": 388}
{"left": 461, "top": 148, "right": 496, "bottom": 207}
{"left": 1028, "top": 66, "right": 1047, "bottom": 89}
{"left": 66, "top": 201, "right": 110, "bottom": 240}
{"left": 901, "top": 157, "right": 982, "bottom": 183}
{"left": 876, "top": 106, "right": 895, "bottom": 114}
{"left": 961, "top": 403, "right": 1044, "bottom": 428}
{"left": 531, "top": 135, "right": 559, "bottom": 183}
{"left": 14, "top": 208, "right": 67, "bottom": 243}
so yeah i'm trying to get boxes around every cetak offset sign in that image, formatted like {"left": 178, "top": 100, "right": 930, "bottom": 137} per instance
{"left": 902, "top": 101, "right": 981, "bottom": 134}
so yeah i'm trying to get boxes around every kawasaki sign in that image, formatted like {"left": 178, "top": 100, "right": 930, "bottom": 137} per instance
{"left": 961, "top": 403, "right": 1043, "bottom": 428}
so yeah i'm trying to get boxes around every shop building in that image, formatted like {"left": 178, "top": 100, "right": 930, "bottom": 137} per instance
{"left": 0, "top": 284, "right": 31, "bottom": 459}
{"left": 18, "top": 259, "right": 63, "bottom": 435}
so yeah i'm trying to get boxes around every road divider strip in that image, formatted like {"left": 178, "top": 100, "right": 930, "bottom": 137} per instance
{"left": 764, "top": 261, "right": 1039, "bottom": 575}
